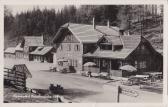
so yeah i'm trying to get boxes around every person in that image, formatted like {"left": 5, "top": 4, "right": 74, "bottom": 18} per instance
{"left": 88, "top": 71, "right": 92, "bottom": 77}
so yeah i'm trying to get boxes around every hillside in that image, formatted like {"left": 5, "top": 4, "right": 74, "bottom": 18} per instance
{"left": 128, "top": 16, "right": 163, "bottom": 50}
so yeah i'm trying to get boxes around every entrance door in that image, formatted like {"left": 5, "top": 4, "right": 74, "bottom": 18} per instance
{"left": 100, "top": 59, "right": 110, "bottom": 72}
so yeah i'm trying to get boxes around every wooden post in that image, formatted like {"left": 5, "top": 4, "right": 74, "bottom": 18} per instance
{"left": 117, "top": 86, "right": 121, "bottom": 103}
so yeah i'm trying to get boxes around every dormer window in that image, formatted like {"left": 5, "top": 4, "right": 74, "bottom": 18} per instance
{"left": 100, "top": 43, "right": 112, "bottom": 50}
{"left": 113, "top": 45, "right": 123, "bottom": 51}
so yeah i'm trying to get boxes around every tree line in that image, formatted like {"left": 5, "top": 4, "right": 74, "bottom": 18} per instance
{"left": 4, "top": 5, "right": 163, "bottom": 45}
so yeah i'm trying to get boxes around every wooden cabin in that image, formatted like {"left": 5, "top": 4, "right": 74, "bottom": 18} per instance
{"left": 29, "top": 46, "right": 54, "bottom": 63}
{"left": 21, "top": 36, "right": 44, "bottom": 60}
{"left": 53, "top": 21, "right": 162, "bottom": 77}
{"left": 4, "top": 64, "right": 32, "bottom": 90}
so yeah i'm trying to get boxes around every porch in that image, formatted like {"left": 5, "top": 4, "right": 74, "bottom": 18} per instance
{"left": 83, "top": 57, "right": 133, "bottom": 77}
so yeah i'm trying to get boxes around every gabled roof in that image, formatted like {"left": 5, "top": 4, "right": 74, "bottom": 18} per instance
{"left": 4, "top": 47, "right": 16, "bottom": 54}
{"left": 24, "top": 36, "right": 43, "bottom": 46}
{"left": 4, "top": 64, "right": 32, "bottom": 78}
{"left": 84, "top": 35, "right": 142, "bottom": 59}
{"left": 53, "top": 23, "right": 120, "bottom": 43}
{"left": 30, "top": 46, "right": 53, "bottom": 55}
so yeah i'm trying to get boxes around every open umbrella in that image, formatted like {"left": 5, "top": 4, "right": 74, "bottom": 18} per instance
{"left": 83, "top": 62, "right": 96, "bottom": 67}
{"left": 83, "top": 62, "right": 96, "bottom": 77}
{"left": 119, "top": 65, "right": 137, "bottom": 72}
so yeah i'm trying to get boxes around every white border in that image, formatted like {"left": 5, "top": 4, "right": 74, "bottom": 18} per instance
{"left": 0, "top": 0, "right": 167, "bottom": 107}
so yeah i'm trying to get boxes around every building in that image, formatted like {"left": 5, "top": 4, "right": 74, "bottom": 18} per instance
{"left": 4, "top": 47, "right": 16, "bottom": 59}
{"left": 15, "top": 43, "right": 24, "bottom": 59}
{"left": 83, "top": 35, "right": 163, "bottom": 77}
{"left": 30, "top": 46, "right": 54, "bottom": 63}
{"left": 53, "top": 20, "right": 162, "bottom": 77}
{"left": 53, "top": 20, "right": 123, "bottom": 72}
{"left": 21, "top": 36, "right": 44, "bottom": 60}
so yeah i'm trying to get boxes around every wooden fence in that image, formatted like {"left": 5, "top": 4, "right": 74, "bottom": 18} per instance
{"left": 4, "top": 68, "right": 26, "bottom": 90}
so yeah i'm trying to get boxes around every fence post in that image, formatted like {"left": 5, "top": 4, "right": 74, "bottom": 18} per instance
{"left": 23, "top": 73, "right": 26, "bottom": 91}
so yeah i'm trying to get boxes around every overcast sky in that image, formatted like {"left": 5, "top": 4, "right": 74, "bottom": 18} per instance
{"left": 6, "top": 5, "right": 80, "bottom": 16}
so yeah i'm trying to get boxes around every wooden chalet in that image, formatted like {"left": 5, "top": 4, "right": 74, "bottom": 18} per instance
{"left": 30, "top": 46, "right": 54, "bottom": 63}
{"left": 84, "top": 35, "right": 162, "bottom": 77}
{"left": 53, "top": 20, "right": 162, "bottom": 77}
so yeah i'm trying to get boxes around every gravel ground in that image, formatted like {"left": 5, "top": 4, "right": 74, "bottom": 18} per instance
{"left": 4, "top": 58, "right": 162, "bottom": 103}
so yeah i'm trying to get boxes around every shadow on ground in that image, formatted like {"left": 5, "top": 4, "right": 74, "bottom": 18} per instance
{"left": 63, "top": 88, "right": 101, "bottom": 100}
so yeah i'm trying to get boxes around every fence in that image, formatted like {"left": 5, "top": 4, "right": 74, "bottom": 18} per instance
{"left": 103, "top": 84, "right": 139, "bottom": 102}
{"left": 4, "top": 68, "right": 26, "bottom": 90}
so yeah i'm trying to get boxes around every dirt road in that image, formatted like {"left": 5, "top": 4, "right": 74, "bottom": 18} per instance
{"left": 4, "top": 58, "right": 162, "bottom": 103}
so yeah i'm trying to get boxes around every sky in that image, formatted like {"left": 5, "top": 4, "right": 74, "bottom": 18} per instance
{"left": 6, "top": 5, "right": 80, "bottom": 16}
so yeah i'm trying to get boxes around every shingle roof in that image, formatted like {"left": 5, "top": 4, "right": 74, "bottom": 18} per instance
{"left": 4, "top": 47, "right": 16, "bottom": 54}
{"left": 30, "top": 46, "right": 53, "bottom": 55}
{"left": 84, "top": 49, "right": 133, "bottom": 59}
{"left": 103, "top": 36, "right": 123, "bottom": 45}
{"left": 53, "top": 23, "right": 120, "bottom": 43}
{"left": 24, "top": 36, "right": 43, "bottom": 46}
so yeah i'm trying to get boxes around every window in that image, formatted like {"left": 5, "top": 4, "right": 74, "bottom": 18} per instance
{"left": 59, "top": 44, "right": 63, "bottom": 51}
{"left": 66, "top": 35, "right": 71, "bottom": 42}
{"left": 74, "top": 44, "right": 80, "bottom": 51}
{"left": 100, "top": 44, "right": 112, "bottom": 50}
{"left": 67, "top": 44, "right": 71, "bottom": 51}
{"left": 140, "top": 61, "right": 146, "bottom": 68}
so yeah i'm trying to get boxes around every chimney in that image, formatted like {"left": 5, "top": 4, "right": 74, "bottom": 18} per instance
{"left": 107, "top": 20, "right": 110, "bottom": 28}
{"left": 93, "top": 17, "right": 95, "bottom": 29}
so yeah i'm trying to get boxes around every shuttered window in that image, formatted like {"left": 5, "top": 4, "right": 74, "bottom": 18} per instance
{"left": 74, "top": 44, "right": 80, "bottom": 51}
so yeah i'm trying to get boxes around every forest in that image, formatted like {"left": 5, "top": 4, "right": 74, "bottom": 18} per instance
{"left": 4, "top": 5, "right": 163, "bottom": 48}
